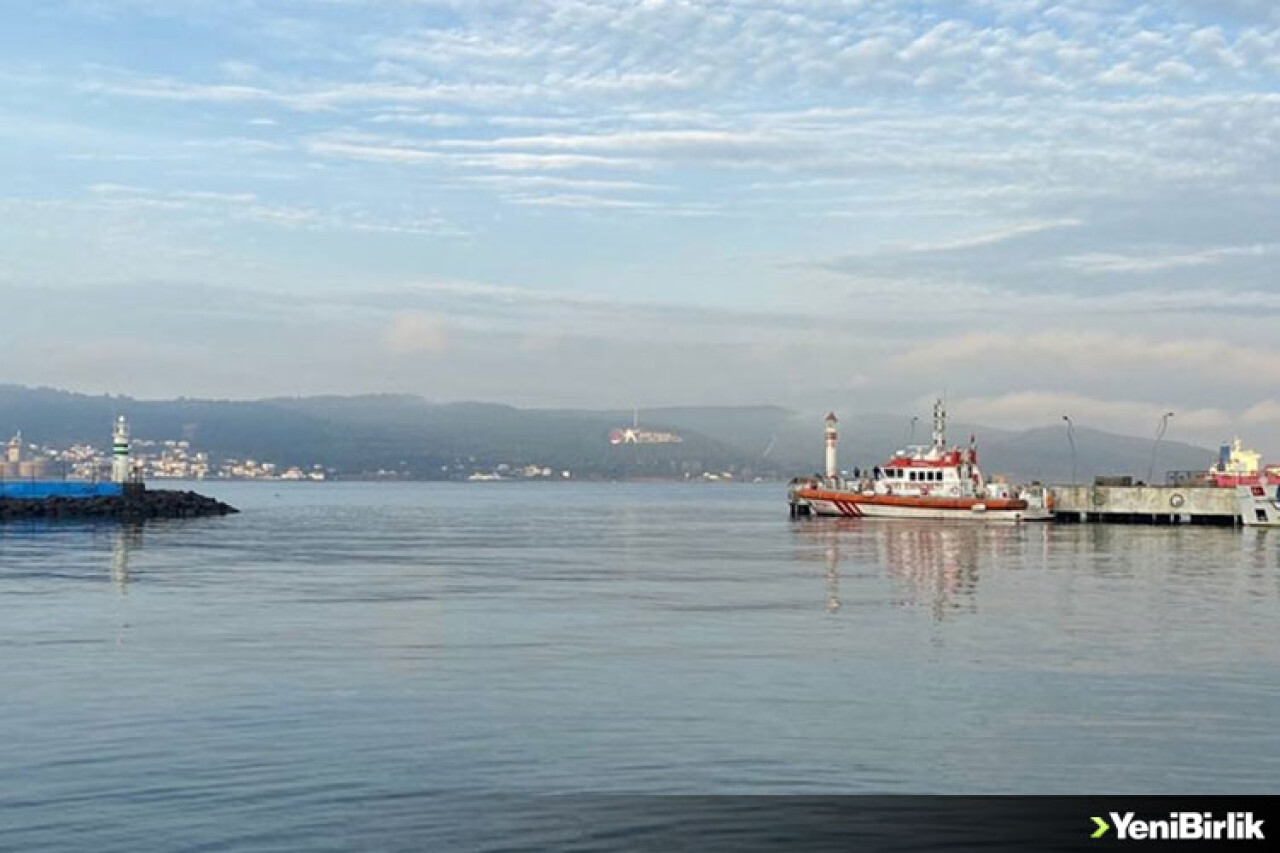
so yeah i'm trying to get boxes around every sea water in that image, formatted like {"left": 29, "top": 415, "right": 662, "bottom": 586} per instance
{"left": 2, "top": 482, "right": 1278, "bottom": 849}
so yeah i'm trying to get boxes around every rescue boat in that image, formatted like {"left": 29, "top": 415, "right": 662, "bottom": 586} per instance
{"left": 789, "top": 401, "right": 1052, "bottom": 522}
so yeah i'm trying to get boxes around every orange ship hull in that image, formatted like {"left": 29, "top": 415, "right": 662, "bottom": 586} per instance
{"left": 795, "top": 488, "right": 1048, "bottom": 521}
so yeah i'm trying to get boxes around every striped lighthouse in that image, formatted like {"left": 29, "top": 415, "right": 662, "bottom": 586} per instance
{"left": 824, "top": 412, "right": 839, "bottom": 482}
{"left": 111, "top": 416, "right": 132, "bottom": 484}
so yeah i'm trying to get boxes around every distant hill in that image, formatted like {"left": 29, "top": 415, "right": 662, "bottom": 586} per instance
{"left": 0, "top": 385, "right": 1217, "bottom": 482}
{"left": 621, "top": 406, "right": 1215, "bottom": 483}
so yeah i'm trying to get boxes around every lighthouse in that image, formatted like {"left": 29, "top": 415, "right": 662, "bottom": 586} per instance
{"left": 824, "top": 412, "right": 839, "bottom": 482}
{"left": 111, "top": 416, "right": 132, "bottom": 484}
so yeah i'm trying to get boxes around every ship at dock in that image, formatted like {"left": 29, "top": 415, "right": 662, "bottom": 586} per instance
{"left": 788, "top": 401, "right": 1052, "bottom": 522}
{"left": 1206, "top": 438, "right": 1280, "bottom": 488}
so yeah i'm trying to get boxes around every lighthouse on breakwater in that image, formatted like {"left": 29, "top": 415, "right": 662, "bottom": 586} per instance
{"left": 111, "top": 415, "right": 132, "bottom": 484}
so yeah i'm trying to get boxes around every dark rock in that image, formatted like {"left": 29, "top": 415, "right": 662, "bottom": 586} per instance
{"left": 0, "top": 489, "right": 238, "bottom": 523}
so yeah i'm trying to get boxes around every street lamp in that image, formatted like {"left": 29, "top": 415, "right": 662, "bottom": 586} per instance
{"left": 1146, "top": 411, "right": 1174, "bottom": 484}
{"left": 1063, "top": 415, "right": 1077, "bottom": 484}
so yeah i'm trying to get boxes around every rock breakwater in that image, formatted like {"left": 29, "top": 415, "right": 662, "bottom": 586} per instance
{"left": 0, "top": 489, "right": 238, "bottom": 522}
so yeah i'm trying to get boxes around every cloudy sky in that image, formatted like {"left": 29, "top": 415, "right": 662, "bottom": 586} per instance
{"left": 1, "top": 0, "right": 1277, "bottom": 450}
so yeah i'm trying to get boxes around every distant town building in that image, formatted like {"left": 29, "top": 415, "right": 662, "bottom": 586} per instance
{"left": 608, "top": 410, "right": 682, "bottom": 446}
{"left": 2, "top": 432, "right": 50, "bottom": 479}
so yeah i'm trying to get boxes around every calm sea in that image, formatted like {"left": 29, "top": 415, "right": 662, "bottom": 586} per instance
{"left": 2, "top": 482, "right": 1279, "bottom": 849}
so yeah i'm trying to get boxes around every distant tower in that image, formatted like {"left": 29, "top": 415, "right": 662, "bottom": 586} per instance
{"left": 6, "top": 432, "right": 21, "bottom": 464}
{"left": 824, "top": 412, "right": 839, "bottom": 480}
{"left": 111, "top": 416, "right": 132, "bottom": 484}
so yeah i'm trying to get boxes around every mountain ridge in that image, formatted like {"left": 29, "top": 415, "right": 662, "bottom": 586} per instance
{"left": 0, "top": 384, "right": 1218, "bottom": 482}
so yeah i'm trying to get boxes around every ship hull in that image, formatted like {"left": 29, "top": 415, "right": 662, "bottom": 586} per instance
{"left": 1237, "top": 484, "right": 1280, "bottom": 527}
{"left": 795, "top": 489, "right": 1050, "bottom": 522}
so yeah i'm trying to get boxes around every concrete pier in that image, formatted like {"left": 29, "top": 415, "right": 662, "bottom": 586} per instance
{"left": 1051, "top": 484, "right": 1239, "bottom": 525}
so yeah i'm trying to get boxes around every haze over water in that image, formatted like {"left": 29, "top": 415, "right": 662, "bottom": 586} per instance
{"left": 3, "top": 482, "right": 1279, "bottom": 850}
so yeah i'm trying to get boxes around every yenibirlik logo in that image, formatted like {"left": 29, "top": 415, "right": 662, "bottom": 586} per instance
{"left": 1091, "top": 812, "right": 1265, "bottom": 841}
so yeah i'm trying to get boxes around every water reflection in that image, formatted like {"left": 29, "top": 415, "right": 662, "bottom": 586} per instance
{"left": 824, "top": 539, "right": 840, "bottom": 613}
{"left": 794, "top": 520, "right": 1047, "bottom": 620}
{"left": 0, "top": 520, "right": 146, "bottom": 591}
{"left": 111, "top": 524, "right": 143, "bottom": 593}
{"left": 1242, "top": 528, "right": 1280, "bottom": 598}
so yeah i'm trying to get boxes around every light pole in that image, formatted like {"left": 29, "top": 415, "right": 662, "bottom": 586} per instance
{"left": 1146, "top": 411, "right": 1174, "bottom": 484}
{"left": 1063, "top": 415, "right": 1077, "bottom": 484}
{"left": 908, "top": 416, "right": 919, "bottom": 444}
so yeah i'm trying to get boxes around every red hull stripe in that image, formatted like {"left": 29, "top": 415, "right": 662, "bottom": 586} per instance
{"left": 833, "top": 500, "right": 862, "bottom": 517}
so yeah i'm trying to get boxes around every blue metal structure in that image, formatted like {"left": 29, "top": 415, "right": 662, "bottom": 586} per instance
{"left": 0, "top": 481, "right": 123, "bottom": 499}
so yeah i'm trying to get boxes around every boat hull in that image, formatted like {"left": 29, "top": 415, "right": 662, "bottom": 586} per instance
{"left": 795, "top": 489, "right": 1051, "bottom": 522}
{"left": 1237, "top": 484, "right": 1280, "bottom": 527}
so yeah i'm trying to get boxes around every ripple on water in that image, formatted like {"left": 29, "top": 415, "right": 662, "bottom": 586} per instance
{"left": 2, "top": 482, "right": 1279, "bottom": 850}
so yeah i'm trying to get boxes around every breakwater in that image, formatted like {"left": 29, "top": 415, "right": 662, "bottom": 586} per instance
{"left": 1051, "top": 483, "right": 1238, "bottom": 525}
{"left": 0, "top": 489, "right": 237, "bottom": 522}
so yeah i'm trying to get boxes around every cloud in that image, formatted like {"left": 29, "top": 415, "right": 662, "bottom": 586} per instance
{"left": 307, "top": 136, "right": 647, "bottom": 170}
{"left": 935, "top": 391, "right": 1234, "bottom": 434}
{"left": 896, "top": 331, "right": 1280, "bottom": 385}
{"left": 1242, "top": 400, "right": 1280, "bottom": 425}
{"left": 3, "top": 0, "right": 1279, "bottom": 415}
{"left": 507, "top": 193, "right": 656, "bottom": 209}
{"left": 384, "top": 311, "right": 450, "bottom": 355}
{"left": 74, "top": 183, "right": 465, "bottom": 237}
{"left": 1063, "top": 243, "right": 1280, "bottom": 273}
{"left": 854, "top": 219, "right": 1083, "bottom": 257}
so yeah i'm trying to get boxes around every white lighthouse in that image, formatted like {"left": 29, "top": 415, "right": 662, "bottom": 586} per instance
{"left": 824, "top": 412, "right": 839, "bottom": 482}
{"left": 111, "top": 416, "right": 132, "bottom": 484}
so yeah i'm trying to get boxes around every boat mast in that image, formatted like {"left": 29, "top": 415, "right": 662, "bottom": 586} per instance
{"left": 931, "top": 398, "right": 946, "bottom": 452}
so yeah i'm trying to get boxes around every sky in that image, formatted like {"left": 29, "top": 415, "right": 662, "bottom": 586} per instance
{"left": 1, "top": 0, "right": 1277, "bottom": 451}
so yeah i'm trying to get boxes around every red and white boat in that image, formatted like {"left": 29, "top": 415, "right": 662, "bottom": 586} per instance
{"left": 789, "top": 401, "right": 1052, "bottom": 522}
{"left": 1207, "top": 438, "right": 1280, "bottom": 488}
